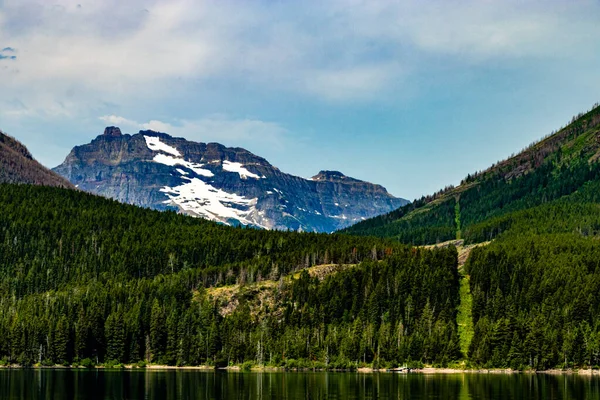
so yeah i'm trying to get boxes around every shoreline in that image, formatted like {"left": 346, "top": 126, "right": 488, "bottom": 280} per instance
{"left": 1, "top": 364, "right": 600, "bottom": 375}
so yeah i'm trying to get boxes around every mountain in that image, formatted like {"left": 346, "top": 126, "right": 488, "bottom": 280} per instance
{"left": 343, "top": 103, "right": 600, "bottom": 244}
{"left": 0, "top": 130, "right": 73, "bottom": 188}
{"left": 53, "top": 127, "right": 407, "bottom": 232}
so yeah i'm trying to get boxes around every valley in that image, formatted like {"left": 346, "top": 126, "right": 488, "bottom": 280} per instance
{"left": 2, "top": 105, "right": 600, "bottom": 371}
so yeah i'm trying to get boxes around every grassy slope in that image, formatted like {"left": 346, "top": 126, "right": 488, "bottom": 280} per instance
{"left": 424, "top": 240, "right": 485, "bottom": 359}
{"left": 457, "top": 272, "right": 473, "bottom": 358}
{"left": 205, "top": 263, "right": 356, "bottom": 317}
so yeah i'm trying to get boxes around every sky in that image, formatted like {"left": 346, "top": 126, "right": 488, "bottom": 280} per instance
{"left": 1, "top": 0, "right": 600, "bottom": 200}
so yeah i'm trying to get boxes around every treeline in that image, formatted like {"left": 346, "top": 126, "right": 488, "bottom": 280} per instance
{"left": 466, "top": 233, "right": 600, "bottom": 369}
{"left": 0, "top": 184, "right": 460, "bottom": 367}
{"left": 342, "top": 198, "right": 457, "bottom": 246}
{"left": 0, "top": 247, "right": 460, "bottom": 368}
{"left": 0, "top": 184, "right": 404, "bottom": 298}
{"left": 222, "top": 248, "right": 460, "bottom": 368}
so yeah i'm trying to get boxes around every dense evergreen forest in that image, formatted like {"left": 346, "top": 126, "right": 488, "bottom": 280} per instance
{"left": 0, "top": 184, "right": 459, "bottom": 368}
{"left": 339, "top": 103, "right": 600, "bottom": 370}
{"left": 0, "top": 184, "right": 405, "bottom": 296}
{"left": 466, "top": 233, "right": 600, "bottom": 369}
{"left": 459, "top": 178, "right": 600, "bottom": 369}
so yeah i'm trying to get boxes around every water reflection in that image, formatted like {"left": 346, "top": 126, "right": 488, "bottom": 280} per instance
{"left": 0, "top": 369, "right": 599, "bottom": 400}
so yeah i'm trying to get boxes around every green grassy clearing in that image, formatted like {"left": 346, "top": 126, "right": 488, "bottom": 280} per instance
{"left": 457, "top": 271, "right": 474, "bottom": 358}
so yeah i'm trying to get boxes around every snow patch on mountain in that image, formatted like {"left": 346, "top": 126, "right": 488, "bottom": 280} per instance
{"left": 144, "top": 135, "right": 181, "bottom": 157}
{"left": 331, "top": 215, "right": 348, "bottom": 220}
{"left": 222, "top": 160, "right": 261, "bottom": 179}
{"left": 144, "top": 135, "right": 266, "bottom": 226}
{"left": 153, "top": 154, "right": 214, "bottom": 178}
{"left": 144, "top": 135, "right": 214, "bottom": 177}
{"left": 160, "top": 176, "right": 263, "bottom": 227}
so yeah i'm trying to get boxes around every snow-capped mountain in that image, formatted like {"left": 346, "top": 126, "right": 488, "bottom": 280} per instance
{"left": 53, "top": 127, "right": 408, "bottom": 232}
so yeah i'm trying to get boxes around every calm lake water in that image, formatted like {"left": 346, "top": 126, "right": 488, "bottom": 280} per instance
{"left": 1, "top": 369, "right": 600, "bottom": 399}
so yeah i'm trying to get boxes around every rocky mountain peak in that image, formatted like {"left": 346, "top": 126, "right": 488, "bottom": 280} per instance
{"left": 103, "top": 126, "right": 123, "bottom": 137}
{"left": 54, "top": 127, "right": 408, "bottom": 232}
{"left": 138, "top": 129, "right": 170, "bottom": 139}
{"left": 312, "top": 170, "right": 357, "bottom": 182}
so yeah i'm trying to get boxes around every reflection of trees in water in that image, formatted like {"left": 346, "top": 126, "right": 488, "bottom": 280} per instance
{"left": 0, "top": 370, "right": 599, "bottom": 399}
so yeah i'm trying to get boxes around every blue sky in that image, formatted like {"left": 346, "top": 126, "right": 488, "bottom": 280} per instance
{"left": 1, "top": 0, "right": 600, "bottom": 200}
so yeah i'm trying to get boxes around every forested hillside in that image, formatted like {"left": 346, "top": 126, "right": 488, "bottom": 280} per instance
{"left": 455, "top": 177, "right": 600, "bottom": 369}
{"left": 341, "top": 102, "right": 600, "bottom": 370}
{"left": 0, "top": 131, "right": 73, "bottom": 188}
{"left": 0, "top": 184, "right": 459, "bottom": 368}
{"left": 0, "top": 184, "right": 399, "bottom": 294}
{"left": 466, "top": 230, "right": 600, "bottom": 369}
{"left": 343, "top": 104, "right": 600, "bottom": 245}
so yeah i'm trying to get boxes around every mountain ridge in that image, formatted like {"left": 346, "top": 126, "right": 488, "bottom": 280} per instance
{"left": 0, "top": 130, "right": 74, "bottom": 188}
{"left": 343, "top": 103, "right": 600, "bottom": 243}
{"left": 54, "top": 127, "right": 408, "bottom": 232}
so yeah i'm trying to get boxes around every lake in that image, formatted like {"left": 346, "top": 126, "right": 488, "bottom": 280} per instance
{"left": 1, "top": 369, "right": 600, "bottom": 399}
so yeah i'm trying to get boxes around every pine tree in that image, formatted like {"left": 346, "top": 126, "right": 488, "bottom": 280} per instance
{"left": 165, "top": 308, "right": 179, "bottom": 365}
{"left": 105, "top": 312, "right": 125, "bottom": 363}
{"left": 150, "top": 300, "right": 166, "bottom": 363}
{"left": 53, "top": 316, "right": 69, "bottom": 365}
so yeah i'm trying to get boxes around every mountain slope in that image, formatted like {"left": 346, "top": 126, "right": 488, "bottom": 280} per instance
{"left": 343, "top": 103, "right": 600, "bottom": 244}
{"left": 341, "top": 103, "right": 600, "bottom": 370}
{"left": 0, "top": 130, "right": 73, "bottom": 188}
{"left": 53, "top": 127, "right": 407, "bottom": 232}
{"left": 0, "top": 183, "right": 458, "bottom": 367}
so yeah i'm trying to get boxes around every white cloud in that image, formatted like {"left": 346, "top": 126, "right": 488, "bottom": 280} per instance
{"left": 99, "top": 115, "right": 138, "bottom": 127}
{"left": 2, "top": 1, "right": 215, "bottom": 87}
{"left": 331, "top": 0, "right": 600, "bottom": 61}
{"left": 1, "top": 0, "right": 600, "bottom": 117}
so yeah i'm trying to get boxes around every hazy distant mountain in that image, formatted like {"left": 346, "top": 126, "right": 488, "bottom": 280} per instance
{"left": 54, "top": 127, "right": 407, "bottom": 232}
{"left": 0, "top": 130, "right": 73, "bottom": 188}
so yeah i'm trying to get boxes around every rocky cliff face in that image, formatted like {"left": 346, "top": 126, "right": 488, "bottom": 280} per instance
{"left": 53, "top": 127, "right": 408, "bottom": 232}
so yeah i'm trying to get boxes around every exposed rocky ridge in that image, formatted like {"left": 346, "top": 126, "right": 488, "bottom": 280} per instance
{"left": 0, "top": 130, "right": 74, "bottom": 188}
{"left": 312, "top": 170, "right": 358, "bottom": 182}
{"left": 54, "top": 128, "right": 407, "bottom": 232}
